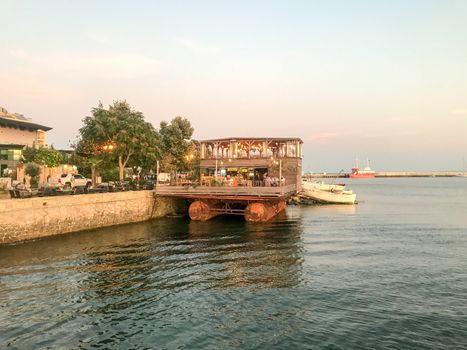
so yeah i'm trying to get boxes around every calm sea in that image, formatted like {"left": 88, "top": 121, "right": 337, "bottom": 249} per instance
{"left": 1, "top": 178, "right": 467, "bottom": 349}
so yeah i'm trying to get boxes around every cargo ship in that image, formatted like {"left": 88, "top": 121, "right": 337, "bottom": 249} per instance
{"left": 350, "top": 158, "right": 375, "bottom": 178}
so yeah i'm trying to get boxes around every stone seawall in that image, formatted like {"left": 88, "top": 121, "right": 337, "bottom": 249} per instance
{"left": 0, "top": 191, "right": 186, "bottom": 244}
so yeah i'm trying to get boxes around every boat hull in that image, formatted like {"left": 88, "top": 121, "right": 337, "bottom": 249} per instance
{"left": 302, "top": 181, "right": 346, "bottom": 192}
{"left": 349, "top": 173, "right": 375, "bottom": 178}
{"left": 301, "top": 182, "right": 356, "bottom": 204}
{"left": 350, "top": 167, "right": 375, "bottom": 178}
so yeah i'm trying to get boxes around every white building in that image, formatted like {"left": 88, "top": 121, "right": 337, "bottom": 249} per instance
{"left": 0, "top": 106, "right": 52, "bottom": 176}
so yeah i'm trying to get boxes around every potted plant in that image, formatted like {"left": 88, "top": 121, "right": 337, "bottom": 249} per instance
{"left": 25, "top": 163, "right": 40, "bottom": 189}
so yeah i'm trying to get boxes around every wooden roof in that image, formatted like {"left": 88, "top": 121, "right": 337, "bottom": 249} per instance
{"left": 200, "top": 137, "right": 303, "bottom": 143}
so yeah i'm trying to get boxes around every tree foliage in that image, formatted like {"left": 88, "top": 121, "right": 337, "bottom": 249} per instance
{"left": 77, "top": 101, "right": 161, "bottom": 180}
{"left": 71, "top": 137, "right": 109, "bottom": 180}
{"left": 73, "top": 101, "right": 198, "bottom": 182}
{"left": 159, "top": 116, "right": 197, "bottom": 172}
{"left": 22, "top": 146, "right": 63, "bottom": 167}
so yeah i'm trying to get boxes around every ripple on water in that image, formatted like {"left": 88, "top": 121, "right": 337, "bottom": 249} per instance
{"left": 2, "top": 179, "right": 467, "bottom": 349}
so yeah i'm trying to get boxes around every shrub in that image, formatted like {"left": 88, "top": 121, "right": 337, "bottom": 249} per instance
{"left": 25, "top": 163, "right": 40, "bottom": 187}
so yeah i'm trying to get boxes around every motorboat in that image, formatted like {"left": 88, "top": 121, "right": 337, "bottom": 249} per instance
{"left": 301, "top": 181, "right": 357, "bottom": 204}
{"left": 303, "top": 181, "right": 346, "bottom": 192}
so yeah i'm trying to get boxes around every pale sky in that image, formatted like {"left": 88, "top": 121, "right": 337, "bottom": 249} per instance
{"left": 1, "top": 0, "right": 467, "bottom": 171}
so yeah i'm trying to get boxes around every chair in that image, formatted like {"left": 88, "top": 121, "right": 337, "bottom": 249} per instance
{"left": 17, "top": 189, "right": 32, "bottom": 198}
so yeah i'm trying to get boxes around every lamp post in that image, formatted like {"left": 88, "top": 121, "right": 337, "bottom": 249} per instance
{"left": 279, "top": 159, "right": 282, "bottom": 187}
{"left": 156, "top": 160, "right": 160, "bottom": 186}
{"left": 185, "top": 153, "right": 195, "bottom": 185}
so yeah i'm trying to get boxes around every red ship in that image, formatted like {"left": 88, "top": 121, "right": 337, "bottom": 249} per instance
{"left": 350, "top": 158, "right": 375, "bottom": 178}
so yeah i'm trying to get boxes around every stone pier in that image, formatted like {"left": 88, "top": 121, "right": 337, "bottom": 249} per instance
{"left": 0, "top": 191, "right": 186, "bottom": 245}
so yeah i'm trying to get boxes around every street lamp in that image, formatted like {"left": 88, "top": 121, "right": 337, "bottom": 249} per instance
{"left": 185, "top": 153, "right": 196, "bottom": 185}
{"left": 102, "top": 143, "right": 115, "bottom": 152}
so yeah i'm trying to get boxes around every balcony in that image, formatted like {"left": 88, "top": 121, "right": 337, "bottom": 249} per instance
{"left": 154, "top": 183, "right": 297, "bottom": 200}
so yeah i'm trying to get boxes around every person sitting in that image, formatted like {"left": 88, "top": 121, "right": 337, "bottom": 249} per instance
{"left": 281, "top": 176, "right": 286, "bottom": 186}
{"left": 272, "top": 177, "right": 279, "bottom": 186}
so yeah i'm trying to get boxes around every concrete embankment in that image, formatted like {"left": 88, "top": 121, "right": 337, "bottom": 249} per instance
{"left": 0, "top": 191, "right": 187, "bottom": 245}
{"left": 375, "top": 172, "right": 465, "bottom": 177}
{"left": 305, "top": 171, "right": 467, "bottom": 178}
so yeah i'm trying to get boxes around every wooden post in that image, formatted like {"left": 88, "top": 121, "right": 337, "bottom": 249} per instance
{"left": 156, "top": 160, "right": 160, "bottom": 185}
{"left": 279, "top": 159, "right": 282, "bottom": 187}
{"left": 230, "top": 140, "right": 234, "bottom": 159}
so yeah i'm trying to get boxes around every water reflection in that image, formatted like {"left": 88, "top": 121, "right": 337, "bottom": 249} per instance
{"left": 7, "top": 214, "right": 305, "bottom": 309}
{"left": 0, "top": 222, "right": 153, "bottom": 270}
{"left": 186, "top": 215, "right": 304, "bottom": 288}
{"left": 0, "top": 213, "right": 306, "bottom": 349}
{"left": 298, "top": 203, "right": 357, "bottom": 216}
{"left": 3, "top": 178, "right": 467, "bottom": 349}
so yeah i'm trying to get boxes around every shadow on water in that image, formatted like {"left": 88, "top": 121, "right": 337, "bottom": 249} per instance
{"left": 0, "top": 214, "right": 305, "bottom": 349}
{"left": 1, "top": 212, "right": 305, "bottom": 292}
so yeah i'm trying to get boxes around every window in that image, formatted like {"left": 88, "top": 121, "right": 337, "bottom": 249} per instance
{"left": 12, "top": 150, "right": 21, "bottom": 161}
{"left": 0, "top": 149, "right": 22, "bottom": 161}
{"left": 36, "top": 129, "right": 46, "bottom": 146}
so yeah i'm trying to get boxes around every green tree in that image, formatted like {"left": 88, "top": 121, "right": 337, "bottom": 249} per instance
{"left": 22, "top": 146, "right": 62, "bottom": 167}
{"left": 78, "top": 101, "right": 161, "bottom": 181}
{"left": 71, "top": 137, "right": 108, "bottom": 185}
{"left": 159, "top": 116, "right": 196, "bottom": 173}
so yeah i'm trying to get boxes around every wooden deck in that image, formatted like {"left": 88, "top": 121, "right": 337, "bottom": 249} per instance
{"left": 154, "top": 184, "right": 297, "bottom": 200}
{"left": 200, "top": 158, "right": 270, "bottom": 168}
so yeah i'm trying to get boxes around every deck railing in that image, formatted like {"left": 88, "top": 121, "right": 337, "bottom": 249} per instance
{"left": 154, "top": 183, "right": 297, "bottom": 198}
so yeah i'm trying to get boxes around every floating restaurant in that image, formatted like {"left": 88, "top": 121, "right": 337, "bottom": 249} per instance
{"left": 155, "top": 137, "right": 303, "bottom": 222}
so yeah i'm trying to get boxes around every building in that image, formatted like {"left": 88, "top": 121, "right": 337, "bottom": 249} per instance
{"left": 199, "top": 137, "right": 303, "bottom": 192}
{"left": 155, "top": 137, "right": 303, "bottom": 222}
{"left": 0, "top": 106, "right": 52, "bottom": 176}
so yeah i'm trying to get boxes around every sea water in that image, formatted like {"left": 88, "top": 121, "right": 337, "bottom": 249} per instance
{"left": 1, "top": 178, "right": 466, "bottom": 349}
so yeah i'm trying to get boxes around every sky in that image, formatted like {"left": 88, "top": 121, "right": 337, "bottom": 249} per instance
{"left": 1, "top": 0, "right": 467, "bottom": 172}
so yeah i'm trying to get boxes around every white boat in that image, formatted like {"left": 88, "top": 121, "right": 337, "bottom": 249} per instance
{"left": 301, "top": 181, "right": 357, "bottom": 204}
{"left": 302, "top": 181, "right": 347, "bottom": 192}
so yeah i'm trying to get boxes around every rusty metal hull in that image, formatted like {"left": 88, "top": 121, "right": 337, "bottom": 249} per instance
{"left": 188, "top": 200, "right": 222, "bottom": 221}
{"left": 187, "top": 198, "right": 286, "bottom": 222}
{"left": 244, "top": 200, "right": 286, "bottom": 223}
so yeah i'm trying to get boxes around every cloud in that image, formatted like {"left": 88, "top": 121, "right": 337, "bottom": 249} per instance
{"left": 174, "top": 37, "right": 220, "bottom": 55}
{"left": 307, "top": 132, "right": 338, "bottom": 144}
{"left": 451, "top": 108, "right": 467, "bottom": 116}
{"left": 9, "top": 50, "right": 163, "bottom": 79}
